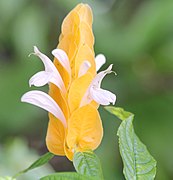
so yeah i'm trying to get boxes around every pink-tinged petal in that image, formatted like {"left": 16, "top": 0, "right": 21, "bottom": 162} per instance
{"left": 21, "top": 90, "right": 67, "bottom": 127}
{"left": 90, "top": 87, "right": 116, "bottom": 105}
{"left": 78, "top": 60, "right": 91, "bottom": 77}
{"left": 95, "top": 54, "right": 106, "bottom": 71}
{"left": 29, "top": 71, "right": 53, "bottom": 87}
{"left": 52, "top": 48, "right": 71, "bottom": 75}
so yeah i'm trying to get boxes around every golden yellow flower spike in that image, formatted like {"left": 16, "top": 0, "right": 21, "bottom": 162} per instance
{"left": 48, "top": 4, "right": 99, "bottom": 160}
{"left": 21, "top": 3, "right": 116, "bottom": 161}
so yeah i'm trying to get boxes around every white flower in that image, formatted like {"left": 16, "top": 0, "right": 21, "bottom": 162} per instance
{"left": 80, "top": 64, "right": 116, "bottom": 106}
{"left": 23, "top": 46, "right": 70, "bottom": 128}
{"left": 29, "top": 46, "right": 70, "bottom": 94}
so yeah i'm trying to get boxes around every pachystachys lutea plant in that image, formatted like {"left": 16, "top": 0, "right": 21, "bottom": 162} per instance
{"left": 21, "top": 3, "right": 116, "bottom": 161}
{"left": 9, "top": 3, "right": 156, "bottom": 180}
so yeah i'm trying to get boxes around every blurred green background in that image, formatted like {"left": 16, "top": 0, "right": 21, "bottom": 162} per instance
{"left": 0, "top": 0, "right": 173, "bottom": 179}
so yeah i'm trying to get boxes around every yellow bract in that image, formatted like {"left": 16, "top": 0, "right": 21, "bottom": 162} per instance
{"left": 68, "top": 72, "right": 93, "bottom": 113}
{"left": 46, "top": 114, "right": 65, "bottom": 155}
{"left": 67, "top": 104, "right": 103, "bottom": 154}
{"left": 47, "top": 3, "right": 102, "bottom": 160}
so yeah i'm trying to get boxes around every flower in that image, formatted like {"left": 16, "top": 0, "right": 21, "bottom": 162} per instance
{"left": 21, "top": 3, "right": 116, "bottom": 160}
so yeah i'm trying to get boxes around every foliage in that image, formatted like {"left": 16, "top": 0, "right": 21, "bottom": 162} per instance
{"left": 40, "top": 172, "right": 93, "bottom": 180}
{"left": 73, "top": 151, "right": 103, "bottom": 180}
{"left": 106, "top": 107, "right": 157, "bottom": 179}
{"left": 0, "top": 138, "right": 54, "bottom": 180}
{"left": 118, "top": 117, "right": 156, "bottom": 179}
{"left": 13, "top": 152, "right": 54, "bottom": 178}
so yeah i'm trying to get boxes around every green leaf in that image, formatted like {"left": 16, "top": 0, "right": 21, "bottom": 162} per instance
{"left": 73, "top": 151, "right": 103, "bottom": 180}
{"left": 40, "top": 172, "right": 93, "bottom": 180}
{"left": 117, "top": 115, "right": 157, "bottom": 179}
{"left": 105, "top": 106, "right": 133, "bottom": 121}
{"left": 13, "top": 152, "right": 54, "bottom": 178}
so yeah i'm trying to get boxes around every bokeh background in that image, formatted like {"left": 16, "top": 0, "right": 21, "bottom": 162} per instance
{"left": 0, "top": 0, "right": 173, "bottom": 179}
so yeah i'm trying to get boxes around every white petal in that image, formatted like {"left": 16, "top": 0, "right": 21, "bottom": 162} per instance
{"left": 21, "top": 90, "right": 67, "bottom": 127}
{"left": 33, "top": 46, "right": 57, "bottom": 72}
{"left": 78, "top": 61, "right": 91, "bottom": 77}
{"left": 95, "top": 54, "right": 106, "bottom": 71}
{"left": 92, "top": 64, "right": 113, "bottom": 88}
{"left": 52, "top": 49, "right": 71, "bottom": 74}
{"left": 31, "top": 46, "right": 66, "bottom": 93}
{"left": 29, "top": 71, "right": 53, "bottom": 87}
{"left": 89, "top": 87, "right": 116, "bottom": 105}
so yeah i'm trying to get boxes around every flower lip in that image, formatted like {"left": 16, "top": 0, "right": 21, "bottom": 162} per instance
{"left": 29, "top": 71, "right": 53, "bottom": 87}
{"left": 21, "top": 90, "right": 67, "bottom": 127}
{"left": 90, "top": 87, "right": 116, "bottom": 105}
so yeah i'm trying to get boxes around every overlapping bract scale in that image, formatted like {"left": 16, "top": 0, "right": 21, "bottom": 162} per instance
{"left": 66, "top": 104, "right": 103, "bottom": 160}
{"left": 46, "top": 114, "right": 65, "bottom": 155}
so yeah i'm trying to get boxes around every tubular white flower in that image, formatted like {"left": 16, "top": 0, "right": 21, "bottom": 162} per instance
{"left": 78, "top": 60, "right": 91, "bottom": 77}
{"left": 95, "top": 54, "right": 106, "bottom": 71}
{"left": 29, "top": 46, "right": 66, "bottom": 93}
{"left": 52, "top": 48, "right": 71, "bottom": 75}
{"left": 21, "top": 90, "right": 67, "bottom": 127}
{"left": 80, "top": 64, "right": 116, "bottom": 106}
